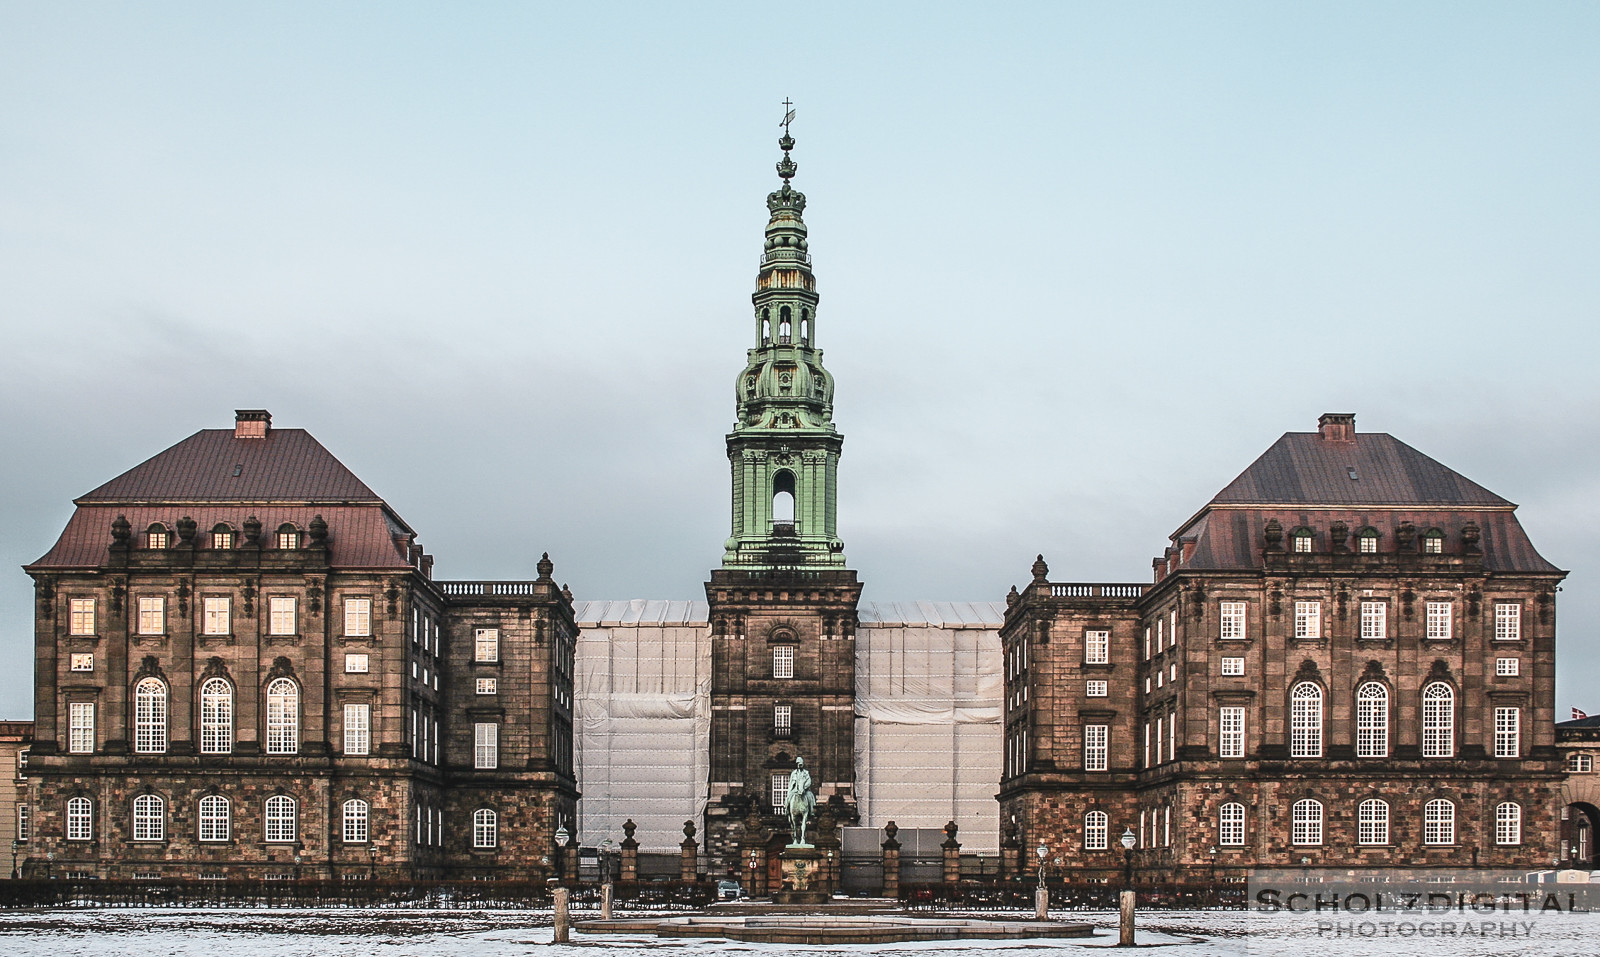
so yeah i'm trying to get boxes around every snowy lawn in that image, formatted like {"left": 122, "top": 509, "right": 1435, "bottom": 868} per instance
{"left": 0, "top": 907, "right": 1595, "bottom": 956}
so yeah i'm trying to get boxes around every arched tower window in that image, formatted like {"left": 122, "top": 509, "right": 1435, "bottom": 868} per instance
{"left": 772, "top": 470, "right": 796, "bottom": 526}
{"left": 761, "top": 308, "right": 771, "bottom": 343}
{"left": 800, "top": 308, "right": 810, "bottom": 345}
{"left": 778, "top": 306, "right": 792, "bottom": 344}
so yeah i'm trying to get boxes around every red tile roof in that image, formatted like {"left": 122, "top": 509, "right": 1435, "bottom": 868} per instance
{"left": 1209, "top": 431, "right": 1511, "bottom": 508}
{"left": 77, "top": 429, "right": 382, "bottom": 504}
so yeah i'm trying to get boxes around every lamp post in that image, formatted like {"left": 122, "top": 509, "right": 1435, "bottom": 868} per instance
{"left": 10, "top": 840, "right": 18, "bottom": 880}
{"left": 1209, "top": 845, "right": 1218, "bottom": 900}
{"left": 1034, "top": 842, "right": 1049, "bottom": 920}
{"left": 554, "top": 824, "right": 569, "bottom": 882}
{"left": 1118, "top": 828, "right": 1137, "bottom": 947}
{"left": 367, "top": 842, "right": 377, "bottom": 881}
{"left": 600, "top": 838, "right": 615, "bottom": 920}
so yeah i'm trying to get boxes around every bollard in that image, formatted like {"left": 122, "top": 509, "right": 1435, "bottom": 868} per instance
{"left": 1034, "top": 885, "right": 1048, "bottom": 920}
{"left": 553, "top": 885, "right": 570, "bottom": 943}
{"left": 601, "top": 882, "right": 613, "bottom": 920}
{"left": 1118, "top": 888, "right": 1135, "bottom": 947}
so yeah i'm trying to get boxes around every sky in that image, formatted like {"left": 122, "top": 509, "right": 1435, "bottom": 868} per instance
{"left": 1, "top": 2, "right": 1597, "bottom": 720}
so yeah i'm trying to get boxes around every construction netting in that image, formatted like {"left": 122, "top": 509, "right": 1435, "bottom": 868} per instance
{"left": 573, "top": 599, "right": 1005, "bottom": 854}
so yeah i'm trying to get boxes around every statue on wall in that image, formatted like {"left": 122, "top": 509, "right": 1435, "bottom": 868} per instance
{"left": 786, "top": 755, "right": 816, "bottom": 847}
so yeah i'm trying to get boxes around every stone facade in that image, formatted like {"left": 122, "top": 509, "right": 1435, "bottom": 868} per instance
{"left": 0, "top": 722, "right": 30, "bottom": 877}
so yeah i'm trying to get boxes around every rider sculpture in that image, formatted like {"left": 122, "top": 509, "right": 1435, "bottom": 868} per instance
{"left": 785, "top": 756, "right": 816, "bottom": 847}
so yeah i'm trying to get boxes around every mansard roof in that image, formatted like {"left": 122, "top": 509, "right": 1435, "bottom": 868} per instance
{"left": 76, "top": 428, "right": 382, "bottom": 505}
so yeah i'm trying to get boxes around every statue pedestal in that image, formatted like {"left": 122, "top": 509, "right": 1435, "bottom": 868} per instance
{"left": 772, "top": 845, "right": 829, "bottom": 904}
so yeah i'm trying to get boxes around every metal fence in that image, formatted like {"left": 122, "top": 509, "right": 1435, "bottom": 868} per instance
{"left": 900, "top": 880, "right": 1245, "bottom": 911}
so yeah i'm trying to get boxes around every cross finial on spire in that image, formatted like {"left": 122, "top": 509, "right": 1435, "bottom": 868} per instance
{"left": 781, "top": 97, "right": 796, "bottom": 133}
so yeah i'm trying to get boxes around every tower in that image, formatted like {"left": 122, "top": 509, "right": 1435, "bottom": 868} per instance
{"left": 704, "top": 113, "right": 862, "bottom": 885}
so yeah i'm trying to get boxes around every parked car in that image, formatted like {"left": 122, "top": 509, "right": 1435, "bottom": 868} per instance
{"left": 717, "top": 880, "right": 744, "bottom": 900}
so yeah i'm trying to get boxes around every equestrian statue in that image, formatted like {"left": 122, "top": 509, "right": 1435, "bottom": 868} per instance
{"left": 785, "top": 755, "right": 816, "bottom": 847}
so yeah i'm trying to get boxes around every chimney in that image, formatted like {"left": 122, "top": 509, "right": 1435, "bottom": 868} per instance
{"left": 1317, "top": 412, "right": 1355, "bottom": 442}
{"left": 234, "top": 409, "right": 271, "bottom": 439}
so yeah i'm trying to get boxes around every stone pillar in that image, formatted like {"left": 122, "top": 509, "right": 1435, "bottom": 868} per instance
{"left": 680, "top": 820, "right": 699, "bottom": 882}
{"left": 563, "top": 830, "right": 580, "bottom": 885}
{"left": 941, "top": 820, "right": 962, "bottom": 885}
{"left": 620, "top": 819, "right": 639, "bottom": 883}
{"left": 1000, "top": 819, "right": 1021, "bottom": 881}
{"left": 881, "top": 821, "right": 902, "bottom": 898}
{"left": 1119, "top": 888, "right": 1136, "bottom": 946}
{"left": 552, "top": 886, "right": 570, "bottom": 943}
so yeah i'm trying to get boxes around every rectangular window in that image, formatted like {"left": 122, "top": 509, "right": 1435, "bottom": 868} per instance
{"left": 68, "top": 702, "right": 94, "bottom": 753}
{"left": 474, "top": 628, "right": 500, "bottom": 663}
{"left": 1496, "top": 658, "right": 1520, "bottom": 677}
{"left": 1220, "top": 657, "right": 1244, "bottom": 676}
{"left": 1086, "top": 679, "right": 1108, "bottom": 698}
{"left": 1359, "top": 601, "right": 1386, "bottom": 639}
{"left": 1219, "top": 601, "right": 1247, "bottom": 640}
{"left": 1358, "top": 801, "right": 1389, "bottom": 846}
{"left": 137, "top": 596, "right": 165, "bottom": 635}
{"left": 17, "top": 804, "right": 29, "bottom": 842}
{"left": 1143, "top": 628, "right": 1151, "bottom": 659}
{"left": 774, "top": 704, "right": 792, "bottom": 731}
{"left": 345, "top": 653, "right": 369, "bottom": 674}
{"left": 1426, "top": 601, "right": 1453, "bottom": 640}
{"left": 1084, "top": 630, "right": 1109, "bottom": 664}
{"left": 343, "top": 802, "right": 369, "bottom": 843}
{"left": 1219, "top": 706, "right": 1245, "bottom": 758}
{"left": 69, "top": 598, "right": 95, "bottom": 636}
{"left": 66, "top": 799, "right": 93, "bottom": 841}
{"left": 268, "top": 597, "right": 297, "bottom": 636}
{"left": 476, "top": 677, "right": 497, "bottom": 695}
{"left": 344, "top": 704, "right": 370, "bottom": 755}
{"left": 202, "top": 597, "right": 231, "bottom": 636}
{"left": 1155, "top": 717, "right": 1163, "bottom": 763}
{"left": 343, "top": 598, "right": 371, "bottom": 638}
{"left": 473, "top": 722, "right": 498, "bottom": 769}
{"left": 1293, "top": 601, "right": 1321, "bottom": 639}
{"left": 772, "top": 645, "right": 795, "bottom": 679}
{"left": 1218, "top": 804, "right": 1245, "bottom": 846}
{"left": 770, "top": 772, "right": 790, "bottom": 809}
{"left": 1084, "top": 724, "right": 1108, "bottom": 771}
{"left": 1495, "top": 707, "right": 1520, "bottom": 758}
{"left": 1495, "top": 603, "right": 1522, "bottom": 640}
{"left": 70, "top": 653, "right": 94, "bottom": 672}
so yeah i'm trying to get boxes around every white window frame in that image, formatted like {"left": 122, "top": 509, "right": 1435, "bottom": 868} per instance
{"left": 1359, "top": 601, "right": 1386, "bottom": 640}
{"left": 474, "top": 722, "right": 498, "bottom": 769}
{"left": 1220, "top": 656, "right": 1244, "bottom": 676}
{"left": 1084, "top": 724, "right": 1108, "bottom": 771}
{"left": 1219, "top": 802, "right": 1245, "bottom": 846}
{"left": 1293, "top": 601, "right": 1322, "bottom": 639}
{"left": 1496, "top": 802, "right": 1522, "bottom": 846}
{"left": 1495, "top": 603, "right": 1522, "bottom": 641}
{"left": 474, "top": 808, "right": 498, "bottom": 849}
{"left": 132, "top": 793, "right": 165, "bottom": 842}
{"left": 345, "top": 653, "right": 370, "bottom": 674}
{"left": 1495, "top": 706, "right": 1520, "bottom": 758}
{"left": 1424, "top": 799, "right": 1455, "bottom": 845}
{"left": 772, "top": 645, "right": 795, "bottom": 679}
{"left": 264, "top": 795, "right": 297, "bottom": 843}
{"left": 268, "top": 597, "right": 297, "bottom": 637}
{"left": 66, "top": 796, "right": 93, "bottom": 841}
{"left": 1086, "top": 679, "right": 1108, "bottom": 698}
{"left": 68, "top": 701, "right": 95, "bottom": 754}
{"left": 342, "top": 799, "right": 369, "bottom": 843}
{"left": 137, "top": 596, "right": 165, "bottom": 636}
{"left": 1290, "top": 682, "right": 1323, "bottom": 758}
{"left": 344, "top": 703, "right": 371, "bottom": 756}
{"left": 343, "top": 598, "right": 372, "bottom": 638}
{"left": 475, "top": 677, "right": 497, "bottom": 695}
{"left": 1291, "top": 799, "right": 1323, "bottom": 846}
{"left": 265, "top": 678, "right": 299, "bottom": 755}
{"left": 1355, "top": 681, "right": 1389, "bottom": 757}
{"left": 1084, "top": 630, "right": 1109, "bottom": 665}
{"left": 770, "top": 772, "right": 789, "bottom": 809}
{"left": 1358, "top": 531, "right": 1379, "bottom": 553}
{"left": 69, "top": 598, "right": 96, "bottom": 636}
{"left": 198, "top": 795, "right": 230, "bottom": 842}
{"left": 474, "top": 628, "right": 500, "bottom": 663}
{"left": 1219, "top": 601, "right": 1247, "bottom": 640}
{"left": 16, "top": 803, "right": 30, "bottom": 842}
{"left": 774, "top": 704, "right": 792, "bottom": 731}
{"left": 1421, "top": 682, "right": 1454, "bottom": 757}
{"left": 200, "top": 678, "right": 233, "bottom": 754}
{"left": 133, "top": 677, "right": 168, "bottom": 754}
{"left": 1423, "top": 531, "right": 1444, "bottom": 554}
{"left": 1219, "top": 706, "right": 1245, "bottom": 758}
{"left": 70, "top": 653, "right": 93, "bottom": 672}
{"left": 1084, "top": 810, "right": 1108, "bottom": 850}
{"left": 1358, "top": 799, "right": 1389, "bottom": 846}
{"left": 1569, "top": 753, "right": 1594, "bottom": 773}
{"left": 1496, "top": 657, "right": 1519, "bottom": 677}
{"left": 202, "top": 596, "right": 231, "bottom": 637}
{"left": 1425, "top": 601, "right": 1453, "bottom": 640}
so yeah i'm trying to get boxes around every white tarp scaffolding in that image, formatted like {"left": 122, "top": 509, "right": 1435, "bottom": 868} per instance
{"left": 853, "top": 602, "right": 1005, "bottom": 853}
{"left": 573, "top": 600, "right": 711, "bottom": 852}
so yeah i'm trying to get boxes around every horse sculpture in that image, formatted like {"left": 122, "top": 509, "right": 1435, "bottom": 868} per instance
{"left": 786, "top": 756, "right": 816, "bottom": 846}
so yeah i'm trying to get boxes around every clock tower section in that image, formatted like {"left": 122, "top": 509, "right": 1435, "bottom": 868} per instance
{"left": 704, "top": 121, "right": 862, "bottom": 881}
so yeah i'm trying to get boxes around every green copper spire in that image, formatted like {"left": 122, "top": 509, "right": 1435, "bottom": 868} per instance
{"left": 722, "top": 108, "right": 846, "bottom": 569}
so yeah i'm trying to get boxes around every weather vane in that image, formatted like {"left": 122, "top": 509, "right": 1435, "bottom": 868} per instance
{"left": 781, "top": 97, "right": 796, "bottom": 133}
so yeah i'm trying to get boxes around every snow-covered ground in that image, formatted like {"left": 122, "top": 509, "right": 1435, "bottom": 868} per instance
{"left": 0, "top": 907, "right": 1595, "bottom": 956}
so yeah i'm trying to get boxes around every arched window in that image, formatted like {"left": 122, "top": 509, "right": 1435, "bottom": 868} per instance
{"left": 1219, "top": 802, "right": 1245, "bottom": 846}
{"left": 1358, "top": 799, "right": 1389, "bottom": 845}
{"left": 1084, "top": 810, "right": 1108, "bottom": 850}
{"left": 771, "top": 470, "right": 796, "bottom": 525}
{"left": 778, "top": 306, "right": 792, "bottom": 343}
{"left": 1496, "top": 802, "right": 1522, "bottom": 846}
{"left": 198, "top": 795, "right": 230, "bottom": 842}
{"left": 211, "top": 523, "right": 234, "bottom": 550}
{"left": 266, "top": 678, "right": 299, "bottom": 755}
{"left": 1290, "top": 682, "right": 1323, "bottom": 758}
{"left": 1422, "top": 528, "right": 1444, "bottom": 554}
{"left": 1291, "top": 799, "right": 1323, "bottom": 846}
{"left": 200, "top": 678, "right": 233, "bottom": 754}
{"left": 1357, "top": 528, "right": 1380, "bottom": 554}
{"left": 276, "top": 523, "right": 299, "bottom": 550}
{"left": 134, "top": 677, "right": 168, "bottom": 754}
{"left": 132, "top": 793, "right": 165, "bottom": 841}
{"left": 474, "top": 808, "right": 498, "bottom": 849}
{"left": 342, "top": 799, "right": 369, "bottom": 843}
{"left": 146, "top": 523, "right": 169, "bottom": 549}
{"left": 1356, "top": 682, "right": 1388, "bottom": 757}
{"left": 1421, "top": 682, "right": 1454, "bottom": 757}
{"left": 264, "top": 795, "right": 297, "bottom": 843}
{"left": 1424, "top": 799, "right": 1455, "bottom": 845}
{"left": 66, "top": 796, "right": 94, "bottom": 841}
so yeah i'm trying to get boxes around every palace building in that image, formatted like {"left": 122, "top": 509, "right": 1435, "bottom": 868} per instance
{"left": 16, "top": 127, "right": 1573, "bottom": 884}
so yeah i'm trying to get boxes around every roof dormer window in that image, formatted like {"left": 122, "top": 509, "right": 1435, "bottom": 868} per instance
{"left": 211, "top": 524, "right": 234, "bottom": 550}
{"left": 1357, "top": 528, "right": 1380, "bottom": 554}
{"left": 1422, "top": 528, "right": 1444, "bottom": 554}
{"left": 1292, "top": 528, "right": 1314, "bottom": 553}
{"left": 276, "top": 524, "right": 300, "bottom": 550}
{"left": 146, "top": 524, "right": 169, "bottom": 550}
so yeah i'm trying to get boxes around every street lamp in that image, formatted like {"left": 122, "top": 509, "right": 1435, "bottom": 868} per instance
{"left": 1035, "top": 842, "right": 1048, "bottom": 888}
{"left": 1120, "top": 829, "right": 1135, "bottom": 887}
{"left": 1033, "top": 841, "right": 1050, "bottom": 921}
{"left": 10, "top": 839, "right": 18, "bottom": 880}
{"left": 554, "top": 825, "right": 570, "bottom": 883}
{"left": 367, "top": 842, "right": 377, "bottom": 881}
{"left": 1118, "top": 829, "right": 1137, "bottom": 947}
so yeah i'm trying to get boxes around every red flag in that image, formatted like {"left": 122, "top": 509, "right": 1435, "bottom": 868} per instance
{"left": 1575, "top": 708, "right": 1589, "bottom": 720}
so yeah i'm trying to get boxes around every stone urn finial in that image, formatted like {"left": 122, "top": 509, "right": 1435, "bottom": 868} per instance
{"left": 1031, "top": 554, "right": 1049, "bottom": 583}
